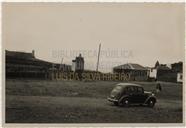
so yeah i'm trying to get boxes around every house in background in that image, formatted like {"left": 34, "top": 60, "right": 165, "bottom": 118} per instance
{"left": 149, "top": 68, "right": 157, "bottom": 79}
{"left": 171, "top": 62, "right": 183, "bottom": 83}
{"left": 149, "top": 61, "right": 173, "bottom": 81}
{"left": 148, "top": 61, "right": 183, "bottom": 82}
{"left": 148, "top": 61, "right": 159, "bottom": 80}
{"left": 177, "top": 72, "right": 183, "bottom": 83}
{"left": 113, "top": 63, "right": 148, "bottom": 81}
{"left": 72, "top": 53, "right": 84, "bottom": 72}
{"left": 171, "top": 62, "right": 183, "bottom": 72}
{"left": 6, "top": 50, "right": 72, "bottom": 79}
{"left": 156, "top": 64, "right": 173, "bottom": 81}
{"left": 6, "top": 50, "right": 50, "bottom": 78}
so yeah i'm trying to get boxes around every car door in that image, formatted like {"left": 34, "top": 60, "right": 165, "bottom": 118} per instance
{"left": 130, "top": 86, "right": 141, "bottom": 103}
{"left": 126, "top": 86, "right": 138, "bottom": 103}
{"left": 135, "top": 87, "right": 147, "bottom": 103}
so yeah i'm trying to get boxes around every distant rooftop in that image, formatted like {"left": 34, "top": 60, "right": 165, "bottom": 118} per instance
{"left": 6, "top": 50, "right": 35, "bottom": 59}
{"left": 113, "top": 63, "right": 147, "bottom": 70}
{"left": 157, "top": 65, "right": 171, "bottom": 70}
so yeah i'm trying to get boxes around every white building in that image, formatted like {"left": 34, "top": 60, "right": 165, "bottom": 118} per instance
{"left": 177, "top": 73, "right": 183, "bottom": 83}
{"left": 149, "top": 68, "right": 157, "bottom": 79}
{"left": 72, "top": 54, "right": 84, "bottom": 72}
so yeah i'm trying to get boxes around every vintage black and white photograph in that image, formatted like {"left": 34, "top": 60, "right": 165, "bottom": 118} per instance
{"left": 2, "top": 2, "right": 184, "bottom": 125}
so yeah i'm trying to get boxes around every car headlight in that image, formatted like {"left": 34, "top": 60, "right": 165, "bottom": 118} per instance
{"left": 152, "top": 93, "right": 155, "bottom": 96}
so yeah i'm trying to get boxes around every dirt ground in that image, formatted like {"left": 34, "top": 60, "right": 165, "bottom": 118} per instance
{"left": 5, "top": 79, "right": 183, "bottom": 123}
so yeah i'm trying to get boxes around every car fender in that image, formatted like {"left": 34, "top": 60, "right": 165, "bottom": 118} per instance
{"left": 144, "top": 96, "right": 156, "bottom": 104}
{"left": 118, "top": 95, "right": 129, "bottom": 103}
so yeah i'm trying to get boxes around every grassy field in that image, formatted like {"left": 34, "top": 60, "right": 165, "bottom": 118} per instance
{"left": 6, "top": 79, "right": 183, "bottom": 123}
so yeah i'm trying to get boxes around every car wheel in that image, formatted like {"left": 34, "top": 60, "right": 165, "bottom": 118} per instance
{"left": 148, "top": 99, "right": 155, "bottom": 108}
{"left": 114, "top": 102, "right": 119, "bottom": 106}
{"left": 122, "top": 99, "right": 130, "bottom": 107}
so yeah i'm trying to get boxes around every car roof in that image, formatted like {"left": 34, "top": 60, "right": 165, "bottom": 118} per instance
{"left": 116, "top": 83, "right": 142, "bottom": 87}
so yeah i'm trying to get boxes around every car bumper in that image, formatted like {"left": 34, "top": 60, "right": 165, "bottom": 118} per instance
{"left": 107, "top": 97, "right": 119, "bottom": 102}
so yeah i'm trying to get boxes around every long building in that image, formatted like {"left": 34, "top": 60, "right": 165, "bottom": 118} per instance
{"left": 6, "top": 50, "right": 71, "bottom": 79}
{"left": 113, "top": 63, "right": 148, "bottom": 81}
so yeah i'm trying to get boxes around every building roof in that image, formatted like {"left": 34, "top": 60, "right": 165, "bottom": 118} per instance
{"left": 113, "top": 63, "right": 147, "bottom": 70}
{"left": 157, "top": 65, "right": 171, "bottom": 70}
{"left": 6, "top": 50, "right": 72, "bottom": 70}
{"left": 6, "top": 50, "right": 34, "bottom": 59}
{"left": 72, "top": 53, "right": 84, "bottom": 62}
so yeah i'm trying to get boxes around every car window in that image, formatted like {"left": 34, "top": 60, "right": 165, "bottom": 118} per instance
{"left": 137, "top": 87, "right": 143, "bottom": 94}
{"left": 126, "top": 86, "right": 135, "bottom": 93}
{"left": 134, "top": 86, "right": 139, "bottom": 93}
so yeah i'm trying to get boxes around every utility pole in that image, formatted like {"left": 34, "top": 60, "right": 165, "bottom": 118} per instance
{"left": 96, "top": 43, "right": 101, "bottom": 72}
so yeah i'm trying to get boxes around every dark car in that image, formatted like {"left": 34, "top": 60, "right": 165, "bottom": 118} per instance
{"left": 107, "top": 83, "right": 156, "bottom": 107}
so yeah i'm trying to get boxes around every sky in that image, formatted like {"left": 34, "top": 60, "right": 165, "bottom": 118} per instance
{"left": 3, "top": 3, "right": 185, "bottom": 72}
